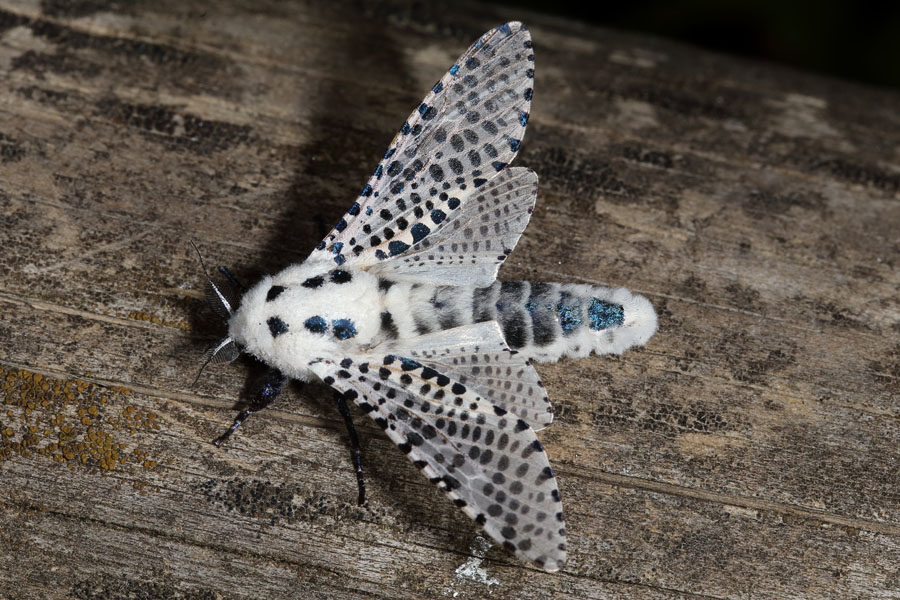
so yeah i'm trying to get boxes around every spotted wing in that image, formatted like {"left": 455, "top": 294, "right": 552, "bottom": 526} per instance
{"left": 309, "top": 352, "right": 566, "bottom": 571}
{"left": 313, "top": 21, "right": 535, "bottom": 282}
{"left": 379, "top": 320, "right": 553, "bottom": 429}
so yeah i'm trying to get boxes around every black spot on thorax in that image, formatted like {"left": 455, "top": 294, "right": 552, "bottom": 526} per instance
{"left": 330, "top": 270, "right": 352, "bottom": 284}
{"left": 267, "top": 316, "right": 288, "bottom": 337}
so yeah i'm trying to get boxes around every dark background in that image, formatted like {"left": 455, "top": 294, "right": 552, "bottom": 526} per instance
{"left": 493, "top": 0, "right": 900, "bottom": 89}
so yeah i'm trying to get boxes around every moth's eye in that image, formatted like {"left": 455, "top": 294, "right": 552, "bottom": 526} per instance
{"left": 267, "top": 316, "right": 288, "bottom": 338}
{"left": 266, "top": 285, "right": 286, "bottom": 302}
{"left": 332, "top": 318, "right": 358, "bottom": 340}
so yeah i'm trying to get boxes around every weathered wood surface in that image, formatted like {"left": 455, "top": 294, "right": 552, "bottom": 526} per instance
{"left": 1, "top": 0, "right": 898, "bottom": 598}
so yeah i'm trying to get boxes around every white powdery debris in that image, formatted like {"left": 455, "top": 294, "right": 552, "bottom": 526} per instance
{"left": 444, "top": 536, "right": 500, "bottom": 596}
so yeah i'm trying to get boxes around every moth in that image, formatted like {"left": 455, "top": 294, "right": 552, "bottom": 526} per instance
{"left": 198, "top": 21, "right": 657, "bottom": 572}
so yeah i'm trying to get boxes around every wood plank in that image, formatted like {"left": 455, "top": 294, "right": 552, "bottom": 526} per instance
{"left": 1, "top": 0, "right": 898, "bottom": 598}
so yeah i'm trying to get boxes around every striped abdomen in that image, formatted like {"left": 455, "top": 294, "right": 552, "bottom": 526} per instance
{"left": 381, "top": 280, "right": 657, "bottom": 363}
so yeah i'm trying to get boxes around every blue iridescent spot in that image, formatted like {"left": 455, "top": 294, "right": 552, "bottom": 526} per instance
{"left": 588, "top": 298, "right": 625, "bottom": 330}
{"left": 333, "top": 254, "right": 346, "bottom": 265}
{"left": 348, "top": 202, "right": 360, "bottom": 216}
{"left": 374, "top": 164, "right": 383, "bottom": 179}
{"left": 557, "top": 297, "right": 583, "bottom": 333}
{"left": 430, "top": 209, "right": 446, "bottom": 224}
{"left": 419, "top": 103, "right": 429, "bottom": 116}
{"left": 524, "top": 88, "right": 533, "bottom": 101}
{"left": 388, "top": 240, "right": 410, "bottom": 256}
{"left": 315, "top": 241, "right": 326, "bottom": 250}
{"left": 332, "top": 319, "right": 358, "bottom": 340}
{"left": 449, "top": 64, "right": 459, "bottom": 76}
{"left": 400, "top": 122, "right": 411, "bottom": 134}
{"left": 508, "top": 139, "right": 520, "bottom": 152}
{"left": 399, "top": 357, "right": 422, "bottom": 371}
{"left": 365, "top": 206, "right": 373, "bottom": 216}
{"left": 491, "top": 161, "right": 508, "bottom": 171}
{"left": 466, "top": 57, "right": 480, "bottom": 69}
{"left": 304, "top": 316, "right": 327, "bottom": 334}
{"left": 375, "top": 249, "right": 387, "bottom": 260}
{"left": 474, "top": 39, "right": 483, "bottom": 50}
{"left": 384, "top": 148, "right": 395, "bottom": 159}
{"left": 331, "top": 242, "right": 343, "bottom": 254}
{"left": 498, "top": 23, "right": 512, "bottom": 35}
{"left": 411, "top": 223, "right": 430, "bottom": 243}
{"left": 335, "top": 219, "right": 347, "bottom": 232}
{"left": 524, "top": 300, "right": 537, "bottom": 312}
{"left": 433, "top": 81, "right": 443, "bottom": 94}
{"left": 361, "top": 184, "right": 373, "bottom": 197}
{"left": 519, "top": 111, "right": 529, "bottom": 127}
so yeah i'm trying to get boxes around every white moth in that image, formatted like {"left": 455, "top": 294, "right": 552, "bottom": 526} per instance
{"left": 199, "top": 21, "right": 657, "bottom": 572}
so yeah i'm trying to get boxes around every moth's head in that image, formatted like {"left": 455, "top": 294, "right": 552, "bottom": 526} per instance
{"left": 191, "top": 242, "right": 243, "bottom": 383}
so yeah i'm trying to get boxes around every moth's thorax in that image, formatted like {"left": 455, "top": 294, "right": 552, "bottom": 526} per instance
{"left": 227, "top": 260, "right": 382, "bottom": 380}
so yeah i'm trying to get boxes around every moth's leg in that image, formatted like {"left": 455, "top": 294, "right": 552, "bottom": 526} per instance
{"left": 214, "top": 368, "right": 287, "bottom": 446}
{"left": 334, "top": 390, "right": 366, "bottom": 506}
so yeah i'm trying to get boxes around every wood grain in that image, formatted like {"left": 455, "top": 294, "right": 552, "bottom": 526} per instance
{"left": 1, "top": 1, "right": 898, "bottom": 598}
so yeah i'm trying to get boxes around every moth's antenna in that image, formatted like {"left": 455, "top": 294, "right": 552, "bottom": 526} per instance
{"left": 192, "top": 354, "right": 214, "bottom": 389}
{"left": 192, "top": 337, "right": 241, "bottom": 388}
{"left": 190, "top": 240, "right": 235, "bottom": 317}
{"left": 190, "top": 239, "right": 213, "bottom": 281}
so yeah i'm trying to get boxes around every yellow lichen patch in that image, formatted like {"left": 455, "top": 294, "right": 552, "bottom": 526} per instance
{"left": 120, "top": 310, "right": 192, "bottom": 331}
{"left": 0, "top": 366, "right": 166, "bottom": 472}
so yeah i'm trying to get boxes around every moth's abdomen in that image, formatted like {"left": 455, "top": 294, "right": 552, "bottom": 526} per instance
{"left": 473, "top": 281, "right": 656, "bottom": 362}
{"left": 386, "top": 280, "right": 657, "bottom": 363}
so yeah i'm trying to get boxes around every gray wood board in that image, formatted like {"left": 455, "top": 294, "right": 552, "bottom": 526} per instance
{"left": 1, "top": 1, "right": 898, "bottom": 598}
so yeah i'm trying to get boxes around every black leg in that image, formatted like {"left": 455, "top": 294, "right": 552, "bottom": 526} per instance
{"left": 334, "top": 390, "right": 366, "bottom": 506}
{"left": 214, "top": 368, "right": 288, "bottom": 446}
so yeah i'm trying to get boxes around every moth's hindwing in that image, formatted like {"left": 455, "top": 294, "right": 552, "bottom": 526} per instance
{"left": 368, "top": 166, "right": 538, "bottom": 286}
{"left": 382, "top": 321, "right": 553, "bottom": 429}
